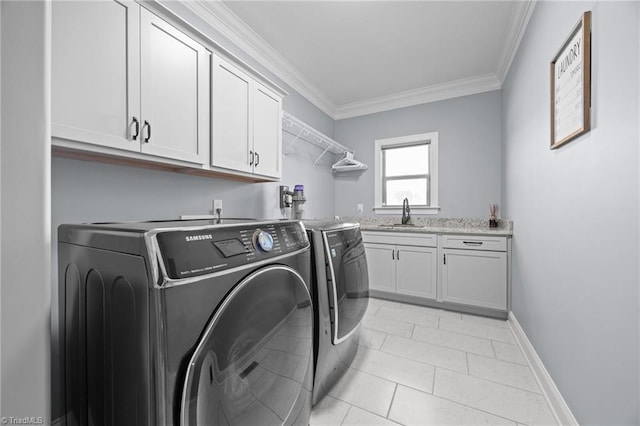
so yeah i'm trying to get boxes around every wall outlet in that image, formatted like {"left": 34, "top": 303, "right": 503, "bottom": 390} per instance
{"left": 213, "top": 199, "right": 223, "bottom": 212}
{"left": 357, "top": 203, "right": 364, "bottom": 214}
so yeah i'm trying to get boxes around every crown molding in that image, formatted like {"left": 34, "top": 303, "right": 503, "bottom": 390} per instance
{"left": 181, "top": 0, "right": 337, "bottom": 118}
{"left": 334, "top": 73, "right": 502, "bottom": 120}
{"left": 496, "top": 0, "right": 537, "bottom": 82}
{"left": 178, "top": 0, "right": 534, "bottom": 121}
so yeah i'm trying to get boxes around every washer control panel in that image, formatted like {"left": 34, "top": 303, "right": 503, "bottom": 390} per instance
{"left": 155, "top": 220, "right": 309, "bottom": 280}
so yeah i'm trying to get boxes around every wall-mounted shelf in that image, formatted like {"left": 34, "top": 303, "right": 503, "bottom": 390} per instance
{"left": 282, "top": 111, "right": 350, "bottom": 164}
{"left": 281, "top": 112, "right": 368, "bottom": 171}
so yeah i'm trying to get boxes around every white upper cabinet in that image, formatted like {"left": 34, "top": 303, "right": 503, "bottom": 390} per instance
{"left": 211, "top": 56, "right": 283, "bottom": 180}
{"left": 140, "top": 9, "right": 209, "bottom": 164}
{"left": 252, "top": 84, "right": 282, "bottom": 178}
{"left": 52, "top": 1, "right": 285, "bottom": 180}
{"left": 52, "top": 0, "right": 140, "bottom": 152}
{"left": 52, "top": 1, "right": 209, "bottom": 165}
{"left": 211, "top": 59, "right": 252, "bottom": 173}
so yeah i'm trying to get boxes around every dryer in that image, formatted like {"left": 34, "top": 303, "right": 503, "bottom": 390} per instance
{"left": 57, "top": 219, "right": 313, "bottom": 425}
{"left": 303, "top": 220, "right": 370, "bottom": 405}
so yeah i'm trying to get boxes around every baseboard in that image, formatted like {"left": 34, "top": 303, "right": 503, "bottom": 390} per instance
{"left": 369, "top": 290, "right": 507, "bottom": 319}
{"left": 508, "top": 312, "right": 579, "bottom": 426}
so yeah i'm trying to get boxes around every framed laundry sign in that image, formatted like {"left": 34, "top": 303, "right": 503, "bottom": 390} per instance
{"left": 550, "top": 11, "right": 592, "bottom": 149}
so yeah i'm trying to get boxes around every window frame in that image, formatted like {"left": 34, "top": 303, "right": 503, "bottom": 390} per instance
{"left": 373, "top": 132, "right": 440, "bottom": 215}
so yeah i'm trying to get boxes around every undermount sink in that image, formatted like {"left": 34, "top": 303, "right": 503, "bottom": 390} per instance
{"left": 379, "top": 223, "right": 417, "bottom": 228}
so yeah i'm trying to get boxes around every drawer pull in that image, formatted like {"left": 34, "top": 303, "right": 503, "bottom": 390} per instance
{"left": 463, "top": 241, "right": 483, "bottom": 246}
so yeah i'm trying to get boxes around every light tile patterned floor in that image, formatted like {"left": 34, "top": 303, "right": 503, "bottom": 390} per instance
{"left": 310, "top": 298, "right": 558, "bottom": 426}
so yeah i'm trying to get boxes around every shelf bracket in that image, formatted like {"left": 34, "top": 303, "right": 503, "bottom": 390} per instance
{"left": 284, "top": 128, "right": 304, "bottom": 155}
{"left": 313, "top": 146, "right": 331, "bottom": 165}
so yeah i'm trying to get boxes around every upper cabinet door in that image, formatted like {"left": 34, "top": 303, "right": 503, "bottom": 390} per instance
{"left": 52, "top": 0, "right": 140, "bottom": 151}
{"left": 210, "top": 58, "right": 252, "bottom": 173}
{"left": 139, "top": 9, "right": 209, "bottom": 164}
{"left": 252, "top": 84, "right": 282, "bottom": 179}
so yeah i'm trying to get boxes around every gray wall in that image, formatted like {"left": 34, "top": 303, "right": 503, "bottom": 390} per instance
{"left": 333, "top": 91, "right": 502, "bottom": 218}
{"left": 502, "top": 2, "right": 639, "bottom": 424}
{"left": 52, "top": 138, "right": 337, "bottom": 224}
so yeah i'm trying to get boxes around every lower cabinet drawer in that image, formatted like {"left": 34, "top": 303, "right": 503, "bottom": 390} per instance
{"left": 442, "top": 234, "right": 507, "bottom": 252}
{"left": 362, "top": 231, "right": 437, "bottom": 247}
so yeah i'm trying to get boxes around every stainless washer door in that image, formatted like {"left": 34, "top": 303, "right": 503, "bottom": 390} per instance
{"left": 180, "top": 265, "right": 313, "bottom": 426}
{"left": 323, "top": 227, "right": 370, "bottom": 344}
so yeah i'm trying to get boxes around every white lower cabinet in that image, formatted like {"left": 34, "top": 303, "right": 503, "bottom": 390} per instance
{"left": 365, "top": 243, "right": 437, "bottom": 299}
{"left": 363, "top": 231, "right": 510, "bottom": 314}
{"left": 441, "top": 249, "right": 507, "bottom": 310}
{"left": 363, "top": 232, "right": 437, "bottom": 300}
{"left": 397, "top": 246, "right": 437, "bottom": 299}
{"left": 364, "top": 244, "right": 396, "bottom": 293}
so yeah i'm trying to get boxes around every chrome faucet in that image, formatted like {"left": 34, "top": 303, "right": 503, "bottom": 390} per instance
{"left": 401, "top": 198, "right": 411, "bottom": 224}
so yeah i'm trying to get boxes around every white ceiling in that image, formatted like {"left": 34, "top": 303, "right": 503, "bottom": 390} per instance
{"left": 189, "top": 1, "right": 535, "bottom": 119}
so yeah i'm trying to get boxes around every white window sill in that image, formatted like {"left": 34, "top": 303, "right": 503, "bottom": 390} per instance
{"left": 373, "top": 206, "right": 441, "bottom": 215}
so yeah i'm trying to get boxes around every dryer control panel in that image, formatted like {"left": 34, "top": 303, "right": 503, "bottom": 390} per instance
{"left": 154, "top": 221, "right": 309, "bottom": 281}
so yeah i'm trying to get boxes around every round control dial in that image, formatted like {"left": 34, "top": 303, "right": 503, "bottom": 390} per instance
{"left": 253, "top": 229, "right": 274, "bottom": 252}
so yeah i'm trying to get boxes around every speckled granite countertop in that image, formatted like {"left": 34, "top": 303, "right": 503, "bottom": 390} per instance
{"left": 330, "top": 217, "right": 513, "bottom": 236}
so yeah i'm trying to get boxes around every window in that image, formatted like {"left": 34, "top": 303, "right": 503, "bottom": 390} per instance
{"left": 374, "top": 132, "right": 439, "bottom": 214}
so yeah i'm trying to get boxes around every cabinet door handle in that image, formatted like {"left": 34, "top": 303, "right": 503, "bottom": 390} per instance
{"left": 255, "top": 152, "right": 260, "bottom": 167}
{"left": 463, "top": 241, "right": 483, "bottom": 246}
{"left": 397, "top": 250, "right": 400, "bottom": 260}
{"left": 131, "top": 117, "right": 140, "bottom": 141}
{"left": 392, "top": 250, "right": 394, "bottom": 260}
{"left": 143, "top": 120, "right": 151, "bottom": 143}
{"left": 444, "top": 253, "right": 446, "bottom": 265}
{"left": 249, "top": 150, "right": 254, "bottom": 165}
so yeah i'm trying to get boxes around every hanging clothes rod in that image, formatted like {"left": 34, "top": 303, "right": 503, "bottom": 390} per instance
{"left": 282, "top": 112, "right": 352, "bottom": 162}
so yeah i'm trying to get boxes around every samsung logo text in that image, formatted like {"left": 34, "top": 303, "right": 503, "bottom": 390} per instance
{"left": 185, "top": 234, "right": 213, "bottom": 242}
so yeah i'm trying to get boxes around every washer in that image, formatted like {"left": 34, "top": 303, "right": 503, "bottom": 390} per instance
{"left": 303, "top": 220, "right": 370, "bottom": 405}
{"left": 57, "top": 219, "right": 313, "bottom": 425}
